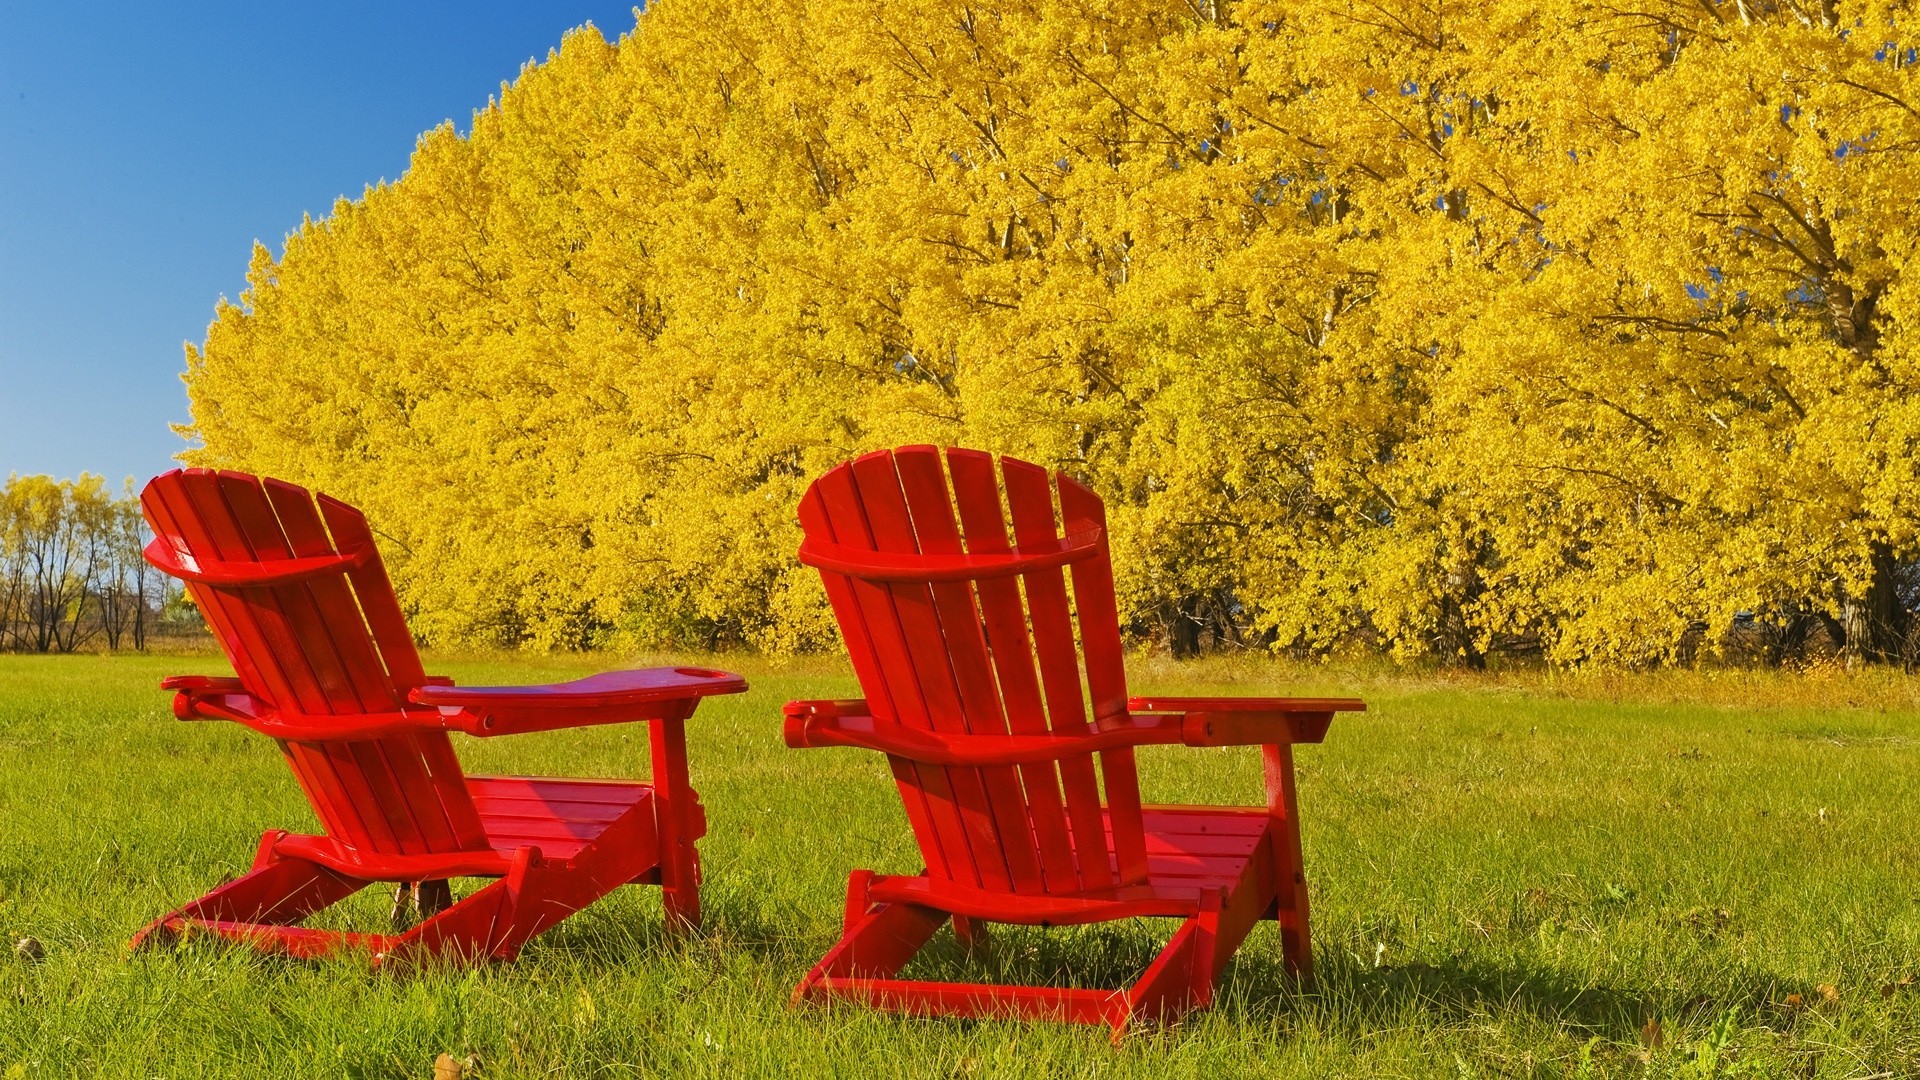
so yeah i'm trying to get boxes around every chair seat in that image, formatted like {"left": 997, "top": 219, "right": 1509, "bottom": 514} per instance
{"left": 1120, "top": 805, "right": 1271, "bottom": 896}
{"left": 869, "top": 805, "right": 1271, "bottom": 925}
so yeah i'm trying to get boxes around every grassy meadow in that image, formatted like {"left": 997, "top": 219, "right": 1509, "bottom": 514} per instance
{"left": 2, "top": 650, "right": 1919, "bottom": 1077}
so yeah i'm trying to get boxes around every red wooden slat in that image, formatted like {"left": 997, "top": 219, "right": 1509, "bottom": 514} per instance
{"left": 1001, "top": 459, "right": 1115, "bottom": 891}
{"left": 1057, "top": 472, "right": 1150, "bottom": 885}
{"left": 140, "top": 476, "right": 278, "bottom": 704}
{"left": 466, "top": 776, "right": 647, "bottom": 800}
{"left": 843, "top": 452, "right": 1009, "bottom": 892}
{"left": 892, "top": 446, "right": 1044, "bottom": 895}
{"left": 263, "top": 479, "right": 480, "bottom": 855}
{"left": 315, "top": 495, "right": 486, "bottom": 849}
{"left": 944, "top": 448, "right": 1080, "bottom": 894}
{"left": 253, "top": 480, "right": 434, "bottom": 856}
{"left": 161, "top": 472, "right": 385, "bottom": 851}
{"left": 218, "top": 474, "right": 430, "bottom": 856}
{"left": 314, "top": 493, "right": 428, "bottom": 689}
{"left": 801, "top": 472, "right": 966, "bottom": 885}
{"left": 146, "top": 473, "right": 373, "bottom": 847}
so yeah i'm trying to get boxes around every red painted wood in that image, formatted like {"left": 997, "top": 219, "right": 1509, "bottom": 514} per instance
{"left": 783, "top": 704, "right": 1351, "bottom": 763}
{"left": 649, "top": 706, "right": 703, "bottom": 929}
{"left": 1264, "top": 742, "right": 1314, "bottom": 979}
{"left": 797, "top": 527, "right": 1104, "bottom": 581}
{"left": 141, "top": 537, "right": 369, "bottom": 585}
{"left": 848, "top": 450, "right": 1011, "bottom": 893}
{"left": 283, "top": 479, "right": 478, "bottom": 853}
{"left": 136, "top": 468, "right": 744, "bottom": 964}
{"left": 784, "top": 447, "right": 1360, "bottom": 1033}
{"left": 1002, "top": 458, "right": 1115, "bottom": 893}
{"left": 945, "top": 448, "right": 1079, "bottom": 893}
{"left": 894, "top": 446, "right": 1045, "bottom": 900}
{"left": 1129, "top": 695, "right": 1366, "bottom": 713}
{"left": 1056, "top": 473, "right": 1151, "bottom": 885}
{"left": 826, "top": 455, "right": 988, "bottom": 888}
{"left": 410, "top": 667, "right": 745, "bottom": 710}
{"left": 798, "top": 490, "right": 965, "bottom": 908}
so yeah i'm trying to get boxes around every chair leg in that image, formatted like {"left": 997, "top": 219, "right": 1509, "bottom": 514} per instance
{"left": 388, "top": 880, "right": 457, "bottom": 929}
{"left": 795, "top": 870, "right": 949, "bottom": 1003}
{"left": 952, "top": 915, "right": 989, "bottom": 955}
{"left": 1264, "top": 743, "right": 1316, "bottom": 982}
{"left": 131, "top": 835, "right": 368, "bottom": 953}
{"left": 1115, "top": 888, "right": 1222, "bottom": 1040}
{"left": 648, "top": 709, "right": 703, "bottom": 932}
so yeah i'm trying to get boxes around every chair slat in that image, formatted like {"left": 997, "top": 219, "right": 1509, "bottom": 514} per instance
{"left": 316, "top": 494, "right": 429, "bottom": 689}
{"left": 944, "top": 449, "right": 1081, "bottom": 894}
{"left": 214, "top": 473, "right": 431, "bottom": 856}
{"left": 264, "top": 479, "right": 474, "bottom": 854}
{"left": 894, "top": 446, "right": 1045, "bottom": 895}
{"left": 316, "top": 496, "right": 486, "bottom": 850}
{"left": 844, "top": 452, "right": 1009, "bottom": 892}
{"left": 1059, "top": 475, "right": 1150, "bottom": 884}
{"left": 1001, "top": 460, "right": 1116, "bottom": 891}
{"left": 806, "top": 470, "right": 975, "bottom": 885}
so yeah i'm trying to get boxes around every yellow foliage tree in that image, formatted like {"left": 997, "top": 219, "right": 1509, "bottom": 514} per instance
{"left": 180, "top": 0, "right": 1920, "bottom": 663}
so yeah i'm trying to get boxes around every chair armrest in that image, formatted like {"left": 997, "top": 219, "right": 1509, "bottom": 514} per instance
{"left": 1126, "top": 695, "right": 1365, "bottom": 746}
{"left": 409, "top": 666, "right": 747, "bottom": 736}
{"left": 166, "top": 684, "right": 453, "bottom": 741}
{"left": 784, "top": 701, "right": 1197, "bottom": 765}
{"left": 160, "top": 674, "right": 244, "bottom": 693}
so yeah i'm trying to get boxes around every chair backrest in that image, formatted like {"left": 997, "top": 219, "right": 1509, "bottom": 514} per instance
{"left": 142, "top": 469, "right": 488, "bottom": 858}
{"left": 798, "top": 446, "right": 1150, "bottom": 897}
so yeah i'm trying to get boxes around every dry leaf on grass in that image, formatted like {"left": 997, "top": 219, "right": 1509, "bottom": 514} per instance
{"left": 1817, "top": 983, "right": 1840, "bottom": 1003}
{"left": 432, "top": 1053, "right": 480, "bottom": 1080}
{"left": 1640, "top": 1018, "right": 1664, "bottom": 1048}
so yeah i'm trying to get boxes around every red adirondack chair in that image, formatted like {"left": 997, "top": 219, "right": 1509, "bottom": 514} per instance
{"left": 783, "top": 447, "right": 1363, "bottom": 1035}
{"left": 134, "top": 468, "right": 747, "bottom": 964}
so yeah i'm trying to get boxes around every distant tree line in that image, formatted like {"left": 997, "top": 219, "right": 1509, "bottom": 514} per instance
{"left": 0, "top": 474, "right": 188, "bottom": 653}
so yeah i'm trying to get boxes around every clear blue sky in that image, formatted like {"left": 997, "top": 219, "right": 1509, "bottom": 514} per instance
{"left": 0, "top": 2, "right": 641, "bottom": 486}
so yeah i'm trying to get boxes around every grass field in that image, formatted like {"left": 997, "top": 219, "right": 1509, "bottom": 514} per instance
{"left": 3, "top": 651, "right": 1920, "bottom": 1078}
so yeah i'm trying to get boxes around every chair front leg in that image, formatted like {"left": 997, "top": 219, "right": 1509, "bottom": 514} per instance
{"left": 648, "top": 702, "right": 703, "bottom": 930}
{"left": 1263, "top": 742, "right": 1314, "bottom": 981}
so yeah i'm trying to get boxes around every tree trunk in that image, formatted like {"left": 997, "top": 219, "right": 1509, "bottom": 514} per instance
{"left": 1162, "top": 596, "right": 1203, "bottom": 659}
{"left": 1841, "top": 542, "right": 1908, "bottom": 664}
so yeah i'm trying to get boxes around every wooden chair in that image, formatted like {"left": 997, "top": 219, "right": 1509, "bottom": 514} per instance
{"left": 783, "top": 446, "right": 1363, "bottom": 1036}
{"left": 135, "top": 468, "right": 746, "bottom": 964}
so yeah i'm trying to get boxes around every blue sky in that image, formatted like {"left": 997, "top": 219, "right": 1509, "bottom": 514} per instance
{"left": 0, "top": 2, "right": 640, "bottom": 486}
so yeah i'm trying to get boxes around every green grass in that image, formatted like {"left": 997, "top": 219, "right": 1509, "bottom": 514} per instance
{"left": 3, "top": 651, "right": 1919, "bottom": 1078}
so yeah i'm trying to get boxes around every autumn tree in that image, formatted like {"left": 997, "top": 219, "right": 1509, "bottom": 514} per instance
{"left": 177, "top": 0, "right": 1919, "bottom": 665}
